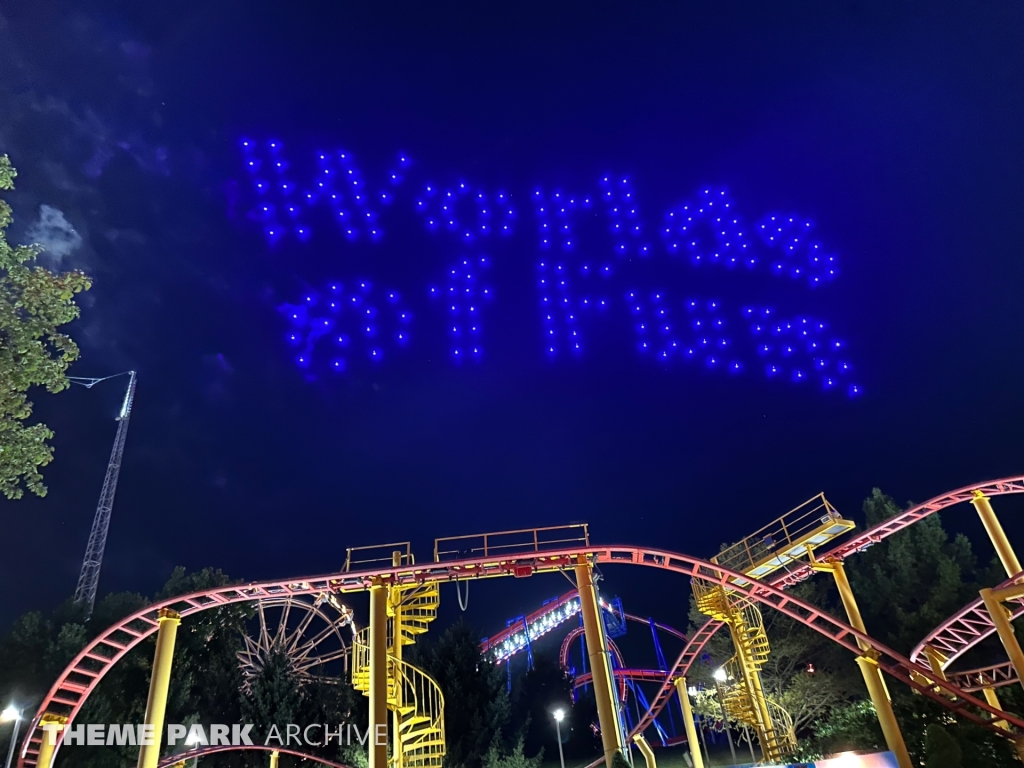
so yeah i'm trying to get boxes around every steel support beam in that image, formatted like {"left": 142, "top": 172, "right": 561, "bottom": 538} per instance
{"left": 632, "top": 734, "right": 655, "bottom": 768}
{"left": 137, "top": 609, "right": 180, "bottom": 768}
{"left": 980, "top": 588, "right": 1024, "bottom": 696}
{"left": 673, "top": 678, "right": 704, "bottom": 768}
{"left": 369, "top": 579, "right": 389, "bottom": 768}
{"left": 575, "top": 555, "right": 623, "bottom": 766}
{"left": 971, "top": 492, "right": 1022, "bottom": 578}
{"left": 35, "top": 716, "right": 66, "bottom": 768}
{"left": 813, "top": 560, "right": 911, "bottom": 768}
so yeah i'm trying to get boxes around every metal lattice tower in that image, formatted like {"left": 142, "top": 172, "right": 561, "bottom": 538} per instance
{"left": 73, "top": 371, "right": 137, "bottom": 618}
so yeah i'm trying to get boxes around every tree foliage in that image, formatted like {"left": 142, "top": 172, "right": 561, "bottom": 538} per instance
{"left": 924, "top": 724, "right": 962, "bottom": 768}
{"left": 509, "top": 651, "right": 573, "bottom": 759}
{"left": 0, "top": 568, "right": 256, "bottom": 768}
{"left": 846, "top": 489, "right": 984, "bottom": 655}
{"left": 0, "top": 155, "right": 92, "bottom": 499}
{"left": 409, "top": 619, "right": 526, "bottom": 768}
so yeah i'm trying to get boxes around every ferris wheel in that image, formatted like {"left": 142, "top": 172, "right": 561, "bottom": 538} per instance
{"left": 238, "top": 592, "right": 356, "bottom": 690}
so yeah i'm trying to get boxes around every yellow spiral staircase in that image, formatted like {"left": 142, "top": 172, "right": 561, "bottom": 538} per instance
{"left": 352, "top": 582, "right": 445, "bottom": 768}
{"left": 694, "top": 580, "right": 797, "bottom": 763}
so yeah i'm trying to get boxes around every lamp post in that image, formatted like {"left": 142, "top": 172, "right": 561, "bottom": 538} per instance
{"left": 712, "top": 669, "right": 737, "bottom": 766}
{"left": 553, "top": 710, "right": 566, "bottom": 768}
{"left": 185, "top": 729, "right": 201, "bottom": 768}
{"left": 2, "top": 706, "right": 23, "bottom": 768}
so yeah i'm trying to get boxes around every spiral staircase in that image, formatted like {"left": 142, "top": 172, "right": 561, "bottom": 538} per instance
{"left": 693, "top": 580, "right": 797, "bottom": 763}
{"left": 352, "top": 582, "right": 445, "bottom": 768}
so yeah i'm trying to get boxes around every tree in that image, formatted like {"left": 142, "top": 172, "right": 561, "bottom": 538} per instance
{"left": 686, "top": 569, "right": 856, "bottom": 735}
{"left": 0, "top": 155, "right": 92, "bottom": 499}
{"left": 510, "top": 651, "right": 572, "bottom": 759}
{"left": 924, "top": 724, "right": 962, "bottom": 768}
{"left": 482, "top": 737, "right": 538, "bottom": 768}
{"left": 241, "top": 648, "right": 304, "bottom": 734}
{"left": 410, "top": 619, "right": 527, "bottom": 768}
{"left": 846, "top": 489, "right": 983, "bottom": 655}
{"left": 0, "top": 568, "right": 256, "bottom": 768}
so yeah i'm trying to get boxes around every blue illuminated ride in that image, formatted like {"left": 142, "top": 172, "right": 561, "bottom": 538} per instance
{"left": 482, "top": 590, "right": 718, "bottom": 750}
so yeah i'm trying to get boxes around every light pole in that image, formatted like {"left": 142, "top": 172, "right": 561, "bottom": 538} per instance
{"left": 2, "top": 706, "right": 23, "bottom": 768}
{"left": 185, "top": 729, "right": 201, "bottom": 768}
{"left": 712, "top": 669, "right": 737, "bottom": 766}
{"left": 553, "top": 709, "right": 566, "bottom": 768}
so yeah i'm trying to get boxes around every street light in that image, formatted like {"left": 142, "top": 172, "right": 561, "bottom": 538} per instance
{"left": 185, "top": 729, "right": 201, "bottom": 768}
{"left": 2, "top": 706, "right": 23, "bottom": 768}
{"left": 552, "top": 709, "right": 566, "bottom": 768}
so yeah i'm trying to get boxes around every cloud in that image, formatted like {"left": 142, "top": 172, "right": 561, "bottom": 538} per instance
{"left": 25, "top": 204, "right": 83, "bottom": 260}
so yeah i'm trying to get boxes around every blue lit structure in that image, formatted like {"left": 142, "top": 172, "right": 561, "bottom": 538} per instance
{"left": 487, "top": 594, "right": 583, "bottom": 665}
{"left": 237, "top": 139, "right": 861, "bottom": 395}
{"left": 483, "top": 591, "right": 691, "bottom": 746}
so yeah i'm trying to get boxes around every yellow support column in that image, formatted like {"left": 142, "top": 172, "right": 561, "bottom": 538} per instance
{"left": 982, "top": 687, "right": 1008, "bottom": 730}
{"left": 673, "top": 678, "right": 705, "bottom": 768}
{"left": 36, "top": 714, "right": 67, "bottom": 768}
{"left": 632, "top": 735, "right": 656, "bottom": 768}
{"left": 137, "top": 608, "right": 181, "bottom": 768}
{"left": 854, "top": 656, "right": 911, "bottom": 768}
{"left": 971, "top": 492, "right": 1022, "bottom": 577}
{"left": 980, "top": 588, "right": 1024, "bottom": 694}
{"left": 391, "top": 553, "right": 404, "bottom": 768}
{"left": 818, "top": 562, "right": 912, "bottom": 768}
{"left": 369, "top": 578, "right": 389, "bottom": 768}
{"left": 922, "top": 646, "right": 947, "bottom": 681}
{"left": 574, "top": 555, "right": 623, "bottom": 766}
{"left": 269, "top": 750, "right": 280, "bottom": 768}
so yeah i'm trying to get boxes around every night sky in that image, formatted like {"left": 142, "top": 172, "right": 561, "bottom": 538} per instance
{"left": 1, "top": 1, "right": 1022, "bottom": 637}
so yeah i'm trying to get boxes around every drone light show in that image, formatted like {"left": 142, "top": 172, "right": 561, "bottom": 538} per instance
{"left": 238, "top": 139, "right": 860, "bottom": 396}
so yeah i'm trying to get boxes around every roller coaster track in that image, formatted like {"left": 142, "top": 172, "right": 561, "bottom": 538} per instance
{"left": 910, "top": 568, "right": 1024, "bottom": 672}
{"left": 156, "top": 744, "right": 352, "bottom": 768}
{"left": 482, "top": 586, "right": 686, "bottom": 659}
{"left": 948, "top": 661, "right": 1017, "bottom": 693}
{"left": 18, "top": 543, "right": 1023, "bottom": 768}
{"left": 482, "top": 591, "right": 581, "bottom": 655}
{"left": 555, "top": 606, "right": 687, "bottom": 670}
{"left": 625, "top": 474, "right": 1024, "bottom": 747}
{"left": 575, "top": 669, "right": 675, "bottom": 686}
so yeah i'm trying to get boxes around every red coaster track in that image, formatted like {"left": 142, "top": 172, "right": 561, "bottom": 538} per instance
{"left": 156, "top": 744, "right": 352, "bottom": 768}
{"left": 626, "top": 474, "right": 1024, "bottom": 746}
{"left": 18, "top": 540, "right": 1022, "bottom": 768}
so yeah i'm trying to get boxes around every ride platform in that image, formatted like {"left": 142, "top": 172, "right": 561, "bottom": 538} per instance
{"left": 712, "top": 493, "right": 855, "bottom": 584}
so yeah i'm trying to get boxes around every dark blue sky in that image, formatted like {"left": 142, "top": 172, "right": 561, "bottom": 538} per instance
{"left": 0, "top": 0, "right": 1022, "bottom": 634}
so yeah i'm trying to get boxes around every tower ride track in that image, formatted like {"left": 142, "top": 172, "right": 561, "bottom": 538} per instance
{"left": 18, "top": 535, "right": 1024, "bottom": 768}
